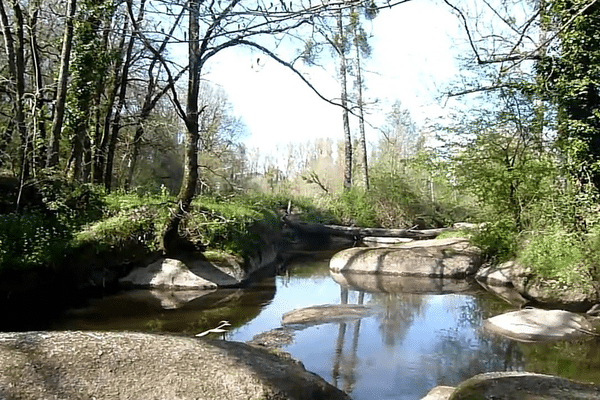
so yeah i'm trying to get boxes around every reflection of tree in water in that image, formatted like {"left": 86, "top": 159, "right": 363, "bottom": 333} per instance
{"left": 331, "top": 290, "right": 365, "bottom": 394}
{"left": 370, "top": 292, "right": 428, "bottom": 347}
{"left": 518, "top": 338, "right": 600, "bottom": 384}
{"left": 427, "top": 294, "right": 525, "bottom": 387}
{"left": 450, "top": 292, "right": 514, "bottom": 330}
{"left": 428, "top": 328, "right": 526, "bottom": 386}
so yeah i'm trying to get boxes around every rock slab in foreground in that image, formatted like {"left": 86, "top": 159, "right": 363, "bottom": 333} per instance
{"left": 282, "top": 304, "right": 373, "bottom": 325}
{"left": 449, "top": 371, "right": 600, "bottom": 400}
{"left": 120, "top": 257, "right": 243, "bottom": 289}
{"left": 0, "top": 331, "right": 350, "bottom": 400}
{"left": 330, "top": 238, "right": 481, "bottom": 278}
{"left": 484, "top": 308, "right": 594, "bottom": 342}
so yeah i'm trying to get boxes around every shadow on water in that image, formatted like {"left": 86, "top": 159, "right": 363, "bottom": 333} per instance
{"left": 47, "top": 278, "right": 277, "bottom": 335}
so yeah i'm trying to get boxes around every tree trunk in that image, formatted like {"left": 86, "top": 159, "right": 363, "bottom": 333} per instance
{"left": 0, "top": 0, "right": 16, "bottom": 169}
{"left": 282, "top": 215, "right": 452, "bottom": 240}
{"left": 10, "top": 0, "right": 30, "bottom": 183}
{"left": 47, "top": 0, "right": 76, "bottom": 169}
{"left": 162, "top": 0, "right": 201, "bottom": 253}
{"left": 336, "top": 10, "right": 352, "bottom": 191}
{"left": 104, "top": 15, "right": 136, "bottom": 191}
{"left": 28, "top": 2, "right": 48, "bottom": 172}
{"left": 354, "top": 32, "right": 369, "bottom": 190}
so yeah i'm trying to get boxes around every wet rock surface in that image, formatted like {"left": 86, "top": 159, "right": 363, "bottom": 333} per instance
{"left": 247, "top": 327, "right": 296, "bottom": 348}
{"left": 282, "top": 304, "right": 374, "bottom": 326}
{"left": 0, "top": 331, "right": 350, "bottom": 400}
{"left": 421, "top": 386, "right": 455, "bottom": 400}
{"left": 484, "top": 308, "right": 595, "bottom": 342}
{"left": 449, "top": 371, "right": 600, "bottom": 400}
{"left": 329, "top": 238, "right": 481, "bottom": 278}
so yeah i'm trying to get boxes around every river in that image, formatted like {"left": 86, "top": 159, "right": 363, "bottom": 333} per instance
{"left": 37, "top": 259, "right": 600, "bottom": 399}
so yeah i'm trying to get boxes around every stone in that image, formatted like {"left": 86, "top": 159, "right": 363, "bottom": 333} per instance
{"left": 475, "top": 262, "right": 515, "bottom": 286}
{"left": 421, "top": 386, "right": 455, "bottom": 400}
{"left": 331, "top": 271, "right": 478, "bottom": 294}
{"left": 248, "top": 327, "right": 296, "bottom": 348}
{"left": 282, "top": 304, "right": 374, "bottom": 326}
{"left": 484, "top": 308, "right": 595, "bottom": 342}
{"left": 329, "top": 238, "right": 481, "bottom": 278}
{"left": 449, "top": 371, "right": 600, "bottom": 400}
{"left": 120, "top": 257, "right": 243, "bottom": 289}
{"left": 0, "top": 331, "right": 350, "bottom": 400}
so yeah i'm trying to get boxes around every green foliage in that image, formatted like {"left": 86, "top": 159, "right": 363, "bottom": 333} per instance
{"left": 72, "top": 207, "right": 158, "bottom": 251}
{"left": 0, "top": 211, "right": 71, "bottom": 270}
{"left": 325, "top": 188, "right": 377, "bottom": 227}
{"left": 540, "top": 0, "right": 600, "bottom": 189}
{"left": 518, "top": 226, "right": 592, "bottom": 288}
{"left": 471, "top": 219, "right": 519, "bottom": 263}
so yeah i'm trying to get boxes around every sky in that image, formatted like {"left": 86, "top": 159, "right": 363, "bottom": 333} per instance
{"left": 202, "top": 0, "right": 464, "bottom": 157}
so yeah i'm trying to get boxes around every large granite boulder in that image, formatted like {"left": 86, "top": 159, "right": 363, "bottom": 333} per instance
{"left": 120, "top": 257, "right": 244, "bottom": 289}
{"left": 329, "top": 238, "right": 481, "bottom": 278}
{"left": 484, "top": 308, "right": 595, "bottom": 342}
{"left": 449, "top": 371, "right": 600, "bottom": 399}
{"left": 476, "top": 261, "right": 600, "bottom": 312}
{"left": 0, "top": 331, "right": 350, "bottom": 400}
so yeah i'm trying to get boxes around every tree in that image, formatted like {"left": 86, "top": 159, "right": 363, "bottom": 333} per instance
{"left": 539, "top": 0, "right": 600, "bottom": 191}
{"left": 127, "top": 0, "right": 380, "bottom": 252}
{"left": 350, "top": 5, "right": 376, "bottom": 189}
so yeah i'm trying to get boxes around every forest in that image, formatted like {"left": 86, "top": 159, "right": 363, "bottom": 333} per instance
{"left": 1, "top": 0, "right": 599, "bottom": 292}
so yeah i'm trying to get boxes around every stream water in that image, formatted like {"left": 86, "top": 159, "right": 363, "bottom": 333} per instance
{"left": 40, "top": 259, "right": 600, "bottom": 399}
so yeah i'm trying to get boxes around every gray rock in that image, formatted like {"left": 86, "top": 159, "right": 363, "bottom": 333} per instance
{"left": 0, "top": 331, "right": 350, "bottom": 400}
{"left": 450, "top": 371, "right": 600, "bottom": 399}
{"left": 421, "top": 386, "right": 455, "bottom": 400}
{"left": 120, "top": 257, "right": 243, "bottom": 289}
{"left": 331, "top": 271, "right": 478, "bottom": 294}
{"left": 475, "top": 262, "right": 515, "bottom": 286}
{"left": 329, "top": 238, "right": 481, "bottom": 278}
{"left": 484, "top": 308, "right": 594, "bottom": 342}
{"left": 248, "top": 327, "right": 295, "bottom": 348}
{"left": 282, "top": 304, "right": 374, "bottom": 326}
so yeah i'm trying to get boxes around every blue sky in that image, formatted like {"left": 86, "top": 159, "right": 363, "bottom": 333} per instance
{"left": 203, "top": 0, "right": 464, "bottom": 156}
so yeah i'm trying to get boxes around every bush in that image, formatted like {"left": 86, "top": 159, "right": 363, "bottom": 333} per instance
{"left": 471, "top": 219, "right": 519, "bottom": 263}
{"left": 0, "top": 211, "right": 71, "bottom": 270}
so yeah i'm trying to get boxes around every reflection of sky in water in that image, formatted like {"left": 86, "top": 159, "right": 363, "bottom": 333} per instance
{"left": 47, "top": 259, "right": 600, "bottom": 398}
{"left": 231, "top": 267, "right": 516, "bottom": 400}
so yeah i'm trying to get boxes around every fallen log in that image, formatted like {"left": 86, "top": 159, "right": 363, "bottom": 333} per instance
{"left": 282, "top": 216, "right": 453, "bottom": 240}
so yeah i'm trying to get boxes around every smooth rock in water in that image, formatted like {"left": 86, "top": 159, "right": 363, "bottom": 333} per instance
{"left": 484, "top": 308, "right": 594, "bottom": 342}
{"left": 329, "top": 238, "right": 481, "bottom": 278}
{"left": 421, "top": 386, "right": 455, "bottom": 400}
{"left": 248, "top": 327, "right": 295, "bottom": 348}
{"left": 331, "top": 271, "right": 477, "bottom": 294}
{"left": 120, "top": 257, "right": 243, "bottom": 289}
{"left": 282, "top": 304, "right": 373, "bottom": 326}
{"left": 0, "top": 331, "right": 349, "bottom": 400}
{"left": 449, "top": 371, "right": 600, "bottom": 400}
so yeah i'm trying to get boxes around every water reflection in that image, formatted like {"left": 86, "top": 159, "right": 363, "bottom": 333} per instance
{"left": 49, "top": 278, "right": 277, "bottom": 335}
{"left": 41, "top": 259, "right": 600, "bottom": 400}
